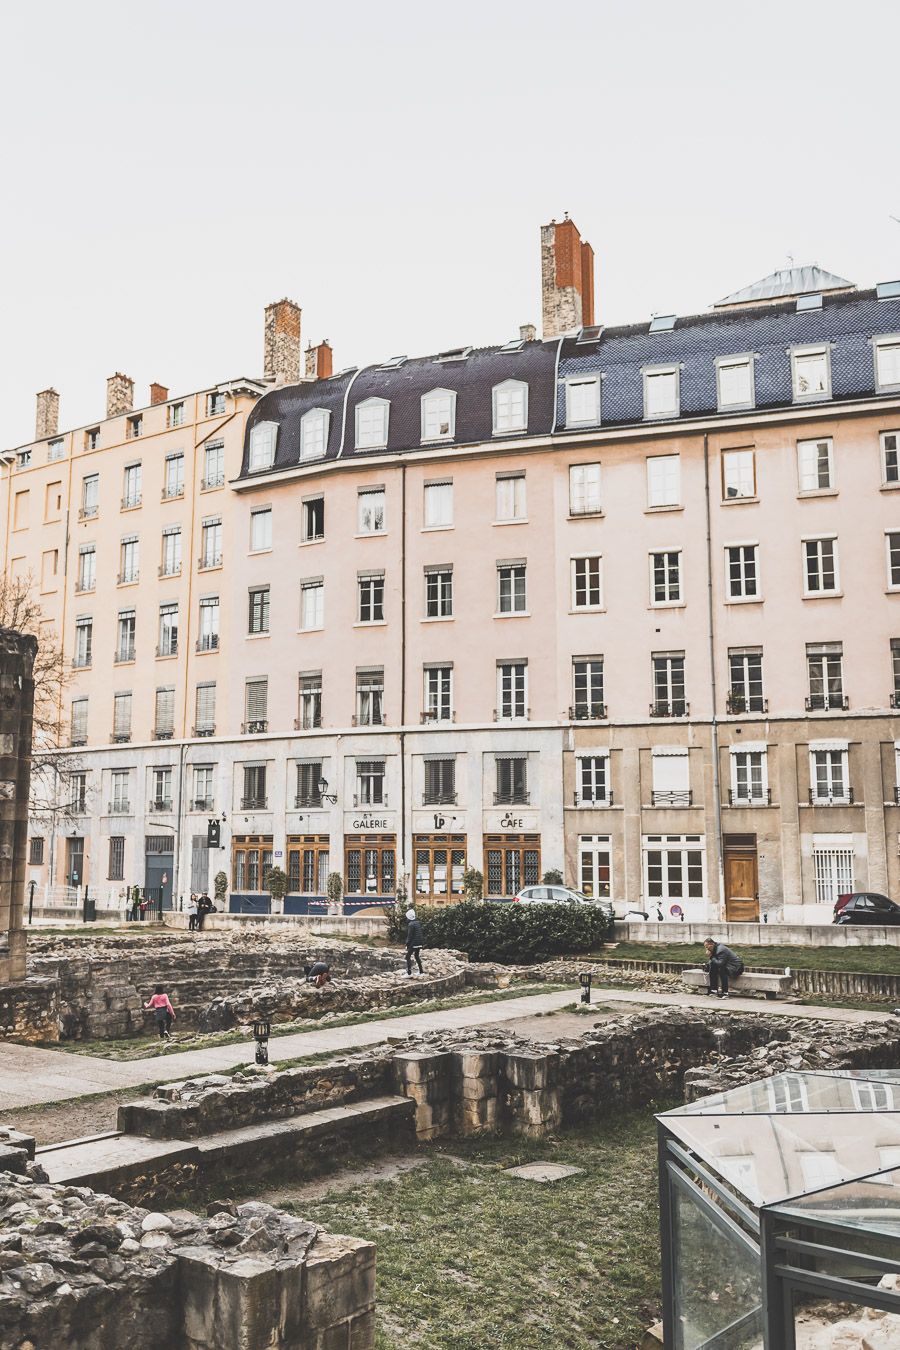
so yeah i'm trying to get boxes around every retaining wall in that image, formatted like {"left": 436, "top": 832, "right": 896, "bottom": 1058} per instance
{"left": 582, "top": 955, "right": 900, "bottom": 1002}
{"left": 615, "top": 920, "right": 900, "bottom": 947}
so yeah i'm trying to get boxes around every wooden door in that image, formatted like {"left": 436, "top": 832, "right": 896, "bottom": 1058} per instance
{"left": 724, "top": 837, "right": 759, "bottom": 922}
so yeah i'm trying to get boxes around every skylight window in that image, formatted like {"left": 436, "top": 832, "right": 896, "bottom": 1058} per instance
{"left": 379, "top": 355, "right": 407, "bottom": 369}
{"left": 877, "top": 280, "right": 900, "bottom": 301}
{"left": 576, "top": 325, "right": 603, "bottom": 344}
{"left": 796, "top": 294, "right": 823, "bottom": 311}
{"left": 435, "top": 347, "right": 472, "bottom": 363}
{"left": 500, "top": 339, "right": 525, "bottom": 352}
{"left": 649, "top": 314, "right": 676, "bottom": 332}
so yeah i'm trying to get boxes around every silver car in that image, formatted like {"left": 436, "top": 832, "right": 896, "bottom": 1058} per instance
{"left": 513, "top": 885, "right": 613, "bottom": 921}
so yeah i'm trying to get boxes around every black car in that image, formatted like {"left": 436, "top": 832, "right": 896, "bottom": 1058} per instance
{"left": 833, "top": 892, "right": 900, "bottom": 925}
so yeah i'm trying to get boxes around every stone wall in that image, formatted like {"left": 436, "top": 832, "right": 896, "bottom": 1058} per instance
{"left": 0, "top": 975, "right": 58, "bottom": 1041}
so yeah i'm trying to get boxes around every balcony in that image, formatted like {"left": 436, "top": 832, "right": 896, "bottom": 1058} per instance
{"left": 107, "top": 800, "right": 131, "bottom": 814}
{"left": 294, "top": 793, "right": 323, "bottom": 809}
{"left": 150, "top": 797, "right": 173, "bottom": 812}
{"left": 808, "top": 787, "right": 855, "bottom": 806}
{"left": 728, "top": 788, "right": 773, "bottom": 806}
{"left": 69, "top": 737, "right": 87, "bottom": 748}
{"left": 574, "top": 790, "right": 614, "bottom": 807}
{"left": 110, "top": 733, "right": 131, "bottom": 744}
{"left": 726, "top": 693, "right": 768, "bottom": 715}
{"left": 242, "top": 720, "right": 268, "bottom": 735}
{"left": 193, "top": 725, "right": 215, "bottom": 737}
{"left": 420, "top": 709, "right": 455, "bottom": 723}
{"left": 158, "top": 562, "right": 182, "bottom": 578}
{"left": 493, "top": 707, "right": 530, "bottom": 722}
{"left": 153, "top": 729, "right": 174, "bottom": 740}
{"left": 805, "top": 694, "right": 849, "bottom": 712}
{"left": 241, "top": 796, "right": 268, "bottom": 811}
{"left": 569, "top": 702, "right": 606, "bottom": 721}
{"left": 353, "top": 794, "right": 387, "bottom": 808}
{"left": 193, "top": 797, "right": 214, "bottom": 811}
{"left": 892, "top": 692, "right": 900, "bottom": 710}
{"left": 70, "top": 800, "right": 87, "bottom": 815}
{"left": 196, "top": 635, "right": 219, "bottom": 653}
{"left": 294, "top": 713, "right": 322, "bottom": 730}
{"left": 651, "top": 789, "right": 693, "bottom": 806}
{"left": 650, "top": 701, "right": 689, "bottom": 718}
{"left": 156, "top": 643, "right": 178, "bottom": 658}
{"left": 117, "top": 571, "right": 139, "bottom": 586}
{"left": 114, "top": 647, "right": 136, "bottom": 664}
{"left": 202, "top": 474, "right": 225, "bottom": 490}
{"left": 120, "top": 496, "right": 142, "bottom": 510}
{"left": 161, "top": 485, "right": 184, "bottom": 501}
{"left": 493, "top": 790, "right": 530, "bottom": 806}
{"left": 78, "top": 505, "right": 98, "bottom": 521}
{"left": 198, "top": 554, "right": 223, "bottom": 570}
{"left": 352, "top": 712, "right": 385, "bottom": 727}
{"left": 422, "top": 791, "right": 458, "bottom": 806}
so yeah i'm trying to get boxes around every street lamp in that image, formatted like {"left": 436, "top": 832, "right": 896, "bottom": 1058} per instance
{"left": 253, "top": 1019, "right": 271, "bottom": 1066}
{"left": 317, "top": 777, "right": 338, "bottom": 805}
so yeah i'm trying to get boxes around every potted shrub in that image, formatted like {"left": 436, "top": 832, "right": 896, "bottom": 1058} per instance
{"left": 213, "top": 870, "right": 228, "bottom": 912}
{"left": 264, "top": 864, "right": 288, "bottom": 916}
{"left": 326, "top": 871, "right": 344, "bottom": 916}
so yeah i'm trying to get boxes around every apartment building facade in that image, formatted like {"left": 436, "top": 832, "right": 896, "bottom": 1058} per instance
{"left": 7, "top": 225, "right": 900, "bottom": 923}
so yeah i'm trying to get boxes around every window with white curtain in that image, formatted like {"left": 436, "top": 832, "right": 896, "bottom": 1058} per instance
{"left": 249, "top": 421, "right": 278, "bottom": 471}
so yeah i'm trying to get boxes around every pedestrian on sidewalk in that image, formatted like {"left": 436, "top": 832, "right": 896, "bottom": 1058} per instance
{"left": 703, "top": 938, "right": 744, "bottom": 999}
{"left": 145, "top": 985, "right": 176, "bottom": 1040}
{"left": 404, "top": 908, "right": 424, "bottom": 977}
{"left": 187, "top": 895, "right": 199, "bottom": 933}
{"left": 304, "top": 961, "right": 332, "bottom": 989}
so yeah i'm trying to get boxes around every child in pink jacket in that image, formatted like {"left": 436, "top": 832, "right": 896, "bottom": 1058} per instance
{"left": 145, "top": 985, "right": 176, "bottom": 1040}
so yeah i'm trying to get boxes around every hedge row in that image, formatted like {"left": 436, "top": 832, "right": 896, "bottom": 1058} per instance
{"left": 389, "top": 900, "right": 613, "bottom": 965}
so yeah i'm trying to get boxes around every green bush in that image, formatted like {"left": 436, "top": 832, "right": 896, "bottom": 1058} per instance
{"left": 387, "top": 900, "right": 612, "bottom": 964}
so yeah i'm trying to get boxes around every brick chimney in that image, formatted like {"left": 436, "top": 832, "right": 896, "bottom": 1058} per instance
{"left": 263, "top": 299, "right": 302, "bottom": 386}
{"left": 35, "top": 389, "right": 60, "bottom": 440}
{"left": 304, "top": 340, "right": 333, "bottom": 381}
{"left": 107, "top": 373, "right": 134, "bottom": 418}
{"left": 540, "top": 216, "right": 596, "bottom": 338}
{"left": 149, "top": 382, "right": 168, "bottom": 406}
{"left": 519, "top": 324, "right": 537, "bottom": 343}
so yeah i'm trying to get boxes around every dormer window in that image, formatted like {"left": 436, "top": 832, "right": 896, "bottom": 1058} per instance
{"left": 791, "top": 346, "right": 830, "bottom": 401}
{"left": 643, "top": 366, "right": 680, "bottom": 419}
{"left": 492, "top": 380, "right": 528, "bottom": 435}
{"left": 248, "top": 420, "right": 278, "bottom": 472}
{"left": 355, "top": 398, "right": 389, "bottom": 450}
{"left": 716, "top": 356, "right": 754, "bottom": 411}
{"left": 875, "top": 336, "right": 900, "bottom": 392}
{"left": 565, "top": 377, "right": 601, "bottom": 428}
{"left": 300, "top": 408, "right": 330, "bottom": 461}
{"left": 421, "top": 389, "right": 456, "bottom": 442}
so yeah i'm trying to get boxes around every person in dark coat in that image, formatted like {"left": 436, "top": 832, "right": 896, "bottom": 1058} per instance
{"left": 405, "top": 908, "right": 424, "bottom": 976}
{"left": 197, "top": 891, "right": 213, "bottom": 931}
{"left": 703, "top": 938, "right": 744, "bottom": 998}
{"left": 304, "top": 961, "right": 332, "bottom": 989}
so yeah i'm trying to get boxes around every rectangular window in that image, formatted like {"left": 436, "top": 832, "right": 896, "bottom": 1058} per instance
{"left": 650, "top": 551, "right": 681, "bottom": 604}
{"left": 108, "top": 836, "right": 125, "bottom": 880}
{"left": 651, "top": 749, "right": 691, "bottom": 806}
{"left": 209, "top": 392, "right": 226, "bottom": 417}
{"left": 287, "top": 834, "right": 330, "bottom": 895}
{"left": 344, "top": 833, "right": 395, "bottom": 896}
{"left": 298, "top": 672, "right": 322, "bottom": 729}
{"left": 565, "top": 378, "right": 600, "bottom": 427}
{"left": 109, "top": 771, "right": 129, "bottom": 812}
{"left": 804, "top": 537, "right": 839, "bottom": 594}
{"left": 495, "top": 472, "right": 526, "bottom": 522}
{"left": 119, "top": 536, "right": 139, "bottom": 585}
{"left": 493, "top": 382, "right": 528, "bottom": 434}
{"left": 423, "top": 666, "right": 452, "bottom": 721}
{"left": 728, "top": 649, "right": 765, "bottom": 713}
{"left": 813, "top": 840, "right": 855, "bottom": 907}
{"left": 356, "top": 669, "right": 384, "bottom": 727}
{"left": 652, "top": 654, "right": 686, "bottom": 717}
{"left": 358, "top": 487, "right": 386, "bottom": 534}
{"left": 485, "top": 833, "right": 540, "bottom": 897}
{"left": 77, "top": 545, "right": 96, "bottom": 593}
{"left": 85, "top": 428, "right": 100, "bottom": 451}
{"left": 47, "top": 438, "right": 65, "bottom": 462}
{"left": 643, "top": 367, "right": 679, "bottom": 419}
{"left": 302, "top": 496, "right": 324, "bottom": 542}
{"left": 888, "top": 533, "right": 900, "bottom": 590}
{"left": 203, "top": 441, "right": 224, "bottom": 489}
{"left": 571, "top": 555, "right": 603, "bottom": 609}
{"left": 421, "top": 392, "right": 455, "bottom": 441}
{"left": 249, "top": 421, "right": 277, "bottom": 471}
{"left": 193, "top": 765, "right": 214, "bottom": 810}
{"left": 792, "top": 347, "right": 830, "bottom": 400}
{"left": 569, "top": 462, "right": 602, "bottom": 516}
{"left": 647, "top": 454, "right": 680, "bottom": 508}
{"left": 425, "top": 566, "right": 453, "bottom": 618}
{"left": 643, "top": 833, "right": 706, "bottom": 904}
{"left": 241, "top": 765, "right": 268, "bottom": 810}
{"left": 716, "top": 357, "right": 754, "bottom": 410}
{"left": 198, "top": 597, "right": 220, "bottom": 651}
{"left": 81, "top": 474, "right": 99, "bottom": 518}
{"left": 116, "top": 610, "right": 136, "bottom": 663}
{"left": 497, "top": 562, "right": 527, "bottom": 614}
{"left": 232, "top": 834, "right": 274, "bottom": 891}
{"left": 497, "top": 662, "right": 527, "bottom": 720}
{"left": 154, "top": 689, "right": 175, "bottom": 739}
{"left": 892, "top": 640, "right": 900, "bottom": 708}
{"left": 875, "top": 338, "right": 900, "bottom": 391}
{"left": 195, "top": 681, "right": 216, "bottom": 733}
{"left": 169, "top": 401, "right": 185, "bottom": 427}
{"left": 578, "top": 835, "right": 611, "bottom": 899}
{"left": 122, "top": 463, "right": 142, "bottom": 509}
{"left": 355, "top": 760, "right": 386, "bottom": 806}
{"left": 127, "top": 414, "right": 142, "bottom": 439}
{"left": 806, "top": 643, "right": 845, "bottom": 711}
{"left": 73, "top": 617, "right": 93, "bottom": 669}
{"left": 356, "top": 401, "right": 389, "bottom": 450}
{"left": 294, "top": 761, "right": 323, "bottom": 808}
{"left": 300, "top": 580, "right": 324, "bottom": 631}
{"left": 248, "top": 586, "right": 270, "bottom": 635}
{"left": 300, "top": 409, "right": 329, "bottom": 461}
{"left": 424, "top": 480, "right": 453, "bottom": 528}
{"left": 797, "top": 438, "right": 834, "bottom": 492}
{"left": 423, "top": 758, "right": 456, "bottom": 805}
{"left": 164, "top": 452, "right": 184, "bottom": 499}
{"left": 70, "top": 771, "right": 87, "bottom": 813}
{"left": 575, "top": 756, "right": 609, "bottom": 806}
{"left": 71, "top": 698, "right": 88, "bottom": 747}
{"left": 572, "top": 658, "right": 604, "bottom": 720}
{"left": 722, "top": 448, "right": 756, "bottom": 500}
{"left": 413, "top": 834, "right": 466, "bottom": 902}
{"left": 245, "top": 677, "right": 268, "bottom": 731}
{"left": 810, "top": 748, "right": 850, "bottom": 803}
{"left": 495, "top": 755, "right": 528, "bottom": 805}
{"left": 112, "top": 692, "right": 132, "bottom": 741}
{"left": 731, "top": 748, "right": 768, "bottom": 804}
{"left": 29, "top": 836, "right": 45, "bottom": 865}
{"left": 250, "top": 507, "right": 272, "bottom": 551}
{"left": 725, "top": 544, "right": 759, "bottom": 600}
{"left": 158, "top": 602, "right": 178, "bottom": 657}
{"left": 882, "top": 432, "right": 900, "bottom": 485}
{"left": 161, "top": 525, "right": 182, "bottom": 576}
{"left": 200, "top": 518, "right": 222, "bottom": 568}
{"left": 358, "top": 573, "right": 385, "bottom": 623}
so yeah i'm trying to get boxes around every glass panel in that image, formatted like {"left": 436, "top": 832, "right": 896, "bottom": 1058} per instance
{"left": 671, "top": 1184, "right": 762, "bottom": 1350}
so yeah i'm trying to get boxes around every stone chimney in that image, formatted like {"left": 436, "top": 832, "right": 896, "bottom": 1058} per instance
{"left": 107, "top": 373, "right": 134, "bottom": 418}
{"left": 519, "top": 324, "right": 537, "bottom": 343}
{"left": 35, "top": 389, "right": 59, "bottom": 440}
{"left": 263, "top": 299, "right": 302, "bottom": 386}
{"left": 149, "top": 382, "right": 168, "bottom": 406}
{"left": 305, "top": 340, "right": 333, "bottom": 381}
{"left": 540, "top": 216, "right": 596, "bottom": 338}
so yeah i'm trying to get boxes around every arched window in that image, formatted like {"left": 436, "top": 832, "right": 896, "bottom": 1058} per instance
{"left": 300, "top": 408, "right": 330, "bottom": 461}
{"left": 248, "top": 420, "right": 278, "bottom": 472}
{"left": 492, "top": 380, "right": 528, "bottom": 435}
{"left": 421, "top": 388, "right": 457, "bottom": 442}
{"left": 355, "top": 398, "right": 390, "bottom": 450}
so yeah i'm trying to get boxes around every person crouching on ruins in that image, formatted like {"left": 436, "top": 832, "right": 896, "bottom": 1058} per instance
{"left": 145, "top": 985, "right": 176, "bottom": 1039}
{"left": 703, "top": 938, "right": 744, "bottom": 999}
{"left": 304, "top": 961, "right": 332, "bottom": 990}
{"left": 404, "top": 908, "right": 424, "bottom": 977}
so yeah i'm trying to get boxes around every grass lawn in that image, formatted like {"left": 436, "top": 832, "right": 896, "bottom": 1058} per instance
{"left": 289, "top": 1107, "right": 665, "bottom": 1350}
{"left": 600, "top": 941, "right": 900, "bottom": 975}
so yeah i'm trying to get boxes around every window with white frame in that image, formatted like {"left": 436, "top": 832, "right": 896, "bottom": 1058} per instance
{"left": 572, "top": 658, "right": 604, "bottom": 719}
{"left": 154, "top": 692, "right": 175, "bottom": 741}
{"left": 169, "top": 401, "right": 184, "bottom": 427}
{"left": 652, "top": 653, "right": 686, "bottom": 716}
{"left": 195, "top": 682, "right": 216, "bottom": 733}
{"left": 804, "top": 537, "right": 839, "bottom": 594}
{"left": 813, "top": 837, "right": 854, "bottom": 906}
{"left": 297, "top": 672, "right": 321, "bottom": 730}
{"left": 423, "top": 665, "right": 452, "bottom": 721}
{"left": 730, "top": 744, "right": 769, "bottom": 804}
{"left": 716, "top": 356, "right": 754, "bottom": 410}
{"left": 728, "top": 648, "right": 765, "bottom": 713}
{"left": 356, "top": 669, "right": 384, "bottom": 726}
{"left": 646, "top": 454, "right": 680, "bottom": 507}
{"left": 766, "top": 1075, "right": 809, "bottom": 1113}
{"left": 643, "top": 366, "right": 680, "bottom": 419}
{"left": 193, "top": 765, "right": 214, "bottom": 810}
{"left": 565, "top": 377, "right": 600, "bottom": 428}
{"left": 198, "top": 597, "right": 219, "bottom": 650}
{"left": 492, "top": 380, "right": 528, "bottom": 434}
{"left": 358, "top": 571, "right": 385, "bottom": 623}
{"left": 875, "top": 337, "right": 900, "bottom": 391}
{"left": 355, "top": 759, "right": 385, "bottom": 806}
{"left": 495, "top": 472, "right": 526, "bottom": 521}
{"left": 248, "top": 586, "right": 270, "bottom": 635}
{"left": 792, "top": 346, "right": 831, "bottom": 401}
{"left": 355, "top": 398, "right": 389, "bottom": 450}
{"left": 852, "top": 1080, "right": 896, "bottom": 1112}
{"left": 358, "top": 487, "right": 385, "bottom": 534}
{"left": 70, "top": 698, "right": 89, "bottom": 746}
{"left": 424, "top": 480, "right": 453, "bottom": 528}
{"left": 164, "top": 452, "right": 184, "bottom": 498}
{"left": 300, "top": 408, "right": 329, "bottom": 461}
{"left": 892, "top": 640, "right": 900, "bottom": 707}
{"left": 887, "top": 532, "right": 900, "bottom": 589}
{"left": 497, "top": 662, "right": 527, "bottom": 719}
{"left": 725, "top": 544, "right": 759, "bottom": 599}
{"left": 578, "top": 835, "right": 612, "bottom": 899}
{"left": 571, "top": 555, "right": 602, "bottom": 609}
{"left": 722, "top": 448, "right": 756, "bottom": 500}
{"left": 122, "top": 462, "right": 142, "bottom": 508}
{"left": 244, "top": 677, "right": 268, "bottom": 729}
{"left": 47, "top": 437, "right": 65, "bottom": 461}
{"left": 882, "top": 432, "right": 900, "bottom": 485}
{"left": 161, "top": 525, "right": 182, "bottom": 576}
{"left": 797, "top": 438, "right": 834, "bottom": 492}
{"left": 569, "top": 463, "right": 601, "bottom": 516}
{"left": 300, "top": 579, "right": 324, "bottom": 631}
{"left": 497, "top": 561, "right": 527, "bottom": 614}
{"left": 302, "top": 496, "right": 324, "bottom": 542}
{"left": 425, "top": 565, "right": 453, "bottom": 618}
{"left": 110, "top": 768, "right": 130, "bottom": 810}
{"left": 119, "top": 536, "right": 139, "bottom": 584}
{"left": 650, "top": 551, "right": 681, "bottom": 605}
{"left": 642, "top": 834, "right": 706, "bottom": 906}
{"left": 81, "top": 474, "right": 99, "bottom": 517}
{"left": 203, "top": 440, "right": 224, "bottom": 488}
{"left": 249, "top": 420, "right": 278, "bottom": 471}
{"left": 112, "top": 692, "right": 132, "bottom": 741}
{"left": 807, "top": 643, "right": 844, "bottom": 711}
{"left": 158, "top": 602, "right": 178, "bottom": 657}
{"left": 651, "top": 749, "right": 690, "bottom": 807}
{"left": 200, "top": 517, "right": 222, "bottom": 568}
{"left": 810, "top": 746, "right": 850, "bottom": 803}
{"left": 77, "top": 545, "right": 96, "bottom": 593}
{"left": 575, "top": 755, "right": 609, "bottom": 806}
{"left": 250, "top": 507, "right": 272, "bottom": 552}
{"left": 421, "top": 389, "right": 456, "bottom": 441}
{"left": 116, "top": 609, "right": 136, "bottom": 662}
{"left": 73, "top": 616, "right": 92, "bottom": 668}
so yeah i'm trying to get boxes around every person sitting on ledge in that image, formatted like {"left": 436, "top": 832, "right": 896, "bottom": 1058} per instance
{"left": 703, "top": 938, "right": 744, "bottom": 999}
{"left": 304, "top": 961, "right": 332, "bottom": 990}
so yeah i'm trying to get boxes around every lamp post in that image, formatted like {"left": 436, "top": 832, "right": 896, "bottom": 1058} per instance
{"left": 317, "top": 777, "right": 338, "bottom": 805}
{"left": 579, "top": 971, "right": 593, "bottom": 1005}
{"left": 253, "top": 1019, "right": 271, "bottom": 1066}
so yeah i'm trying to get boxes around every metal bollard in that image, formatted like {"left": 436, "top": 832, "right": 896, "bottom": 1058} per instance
{"left": 253, "top": 1019, "right": 271, "bottom": 1066}
{"left": 579, "top": 971, "right": 592, "bottom": 1005}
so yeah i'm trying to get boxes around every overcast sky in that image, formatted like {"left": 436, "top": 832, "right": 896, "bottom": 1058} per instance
{"left": 2, "top": 0, "right": 898, "bottom": 448}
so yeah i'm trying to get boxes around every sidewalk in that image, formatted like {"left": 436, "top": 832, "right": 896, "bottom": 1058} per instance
{"left": 1, "top": 986, "right": 894, "bottom": 1111}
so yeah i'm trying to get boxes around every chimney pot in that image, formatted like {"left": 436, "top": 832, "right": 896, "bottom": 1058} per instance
{"left": 35, "top": 388, "right": 60, "bottom": 441}
{"left": 540, "top": 217, "right": 597, "bottom": 338}
{"left": 519, "top": 324, "right": 537, "bottom": 343}
{"left": 149, "top": 382, "right": 168, "bottom": 406}
{"left": 106, "top": 373, "right": 134, "bottom": 418}
{"left": 263, "top": 299, "right": 302, "bottom": 386}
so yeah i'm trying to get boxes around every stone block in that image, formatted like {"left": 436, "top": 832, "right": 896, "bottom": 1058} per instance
{"left": 503, "top": 1051, "right": 559, "bottom": 1092}
{"left": 178, "top": 1248, "right": 306, "bottom": 1350}
{"left": 303, "top": 1234, "right": 376, "bottom": 1335}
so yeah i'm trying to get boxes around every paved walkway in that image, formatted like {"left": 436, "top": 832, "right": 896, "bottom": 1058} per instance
{"left": 1, "top": 987, "right": 895, "bottom": 1111}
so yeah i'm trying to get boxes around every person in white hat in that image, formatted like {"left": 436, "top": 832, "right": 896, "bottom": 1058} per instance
{"left": 404, "top": 908, "right": 424, "bottom": 977}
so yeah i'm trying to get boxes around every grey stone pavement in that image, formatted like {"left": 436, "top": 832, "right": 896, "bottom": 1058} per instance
{"left": 1, "top": 986, "right": 895, "bottom": 1111}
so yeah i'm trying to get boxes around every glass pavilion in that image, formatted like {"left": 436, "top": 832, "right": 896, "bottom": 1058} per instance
{"left": 657, "top": 1068, "right": 900, "bottom": 1348}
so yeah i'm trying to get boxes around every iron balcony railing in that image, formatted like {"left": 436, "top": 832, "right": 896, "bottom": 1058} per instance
{"left": 158, "top": 562, "right": 182, "bottom": 577}
{"left": 421, "top": 709, "right": 455, "bottom": 723}
{"left": 650, "top": 700, "right": 689, "bottom": 718}
{"left": 728, "top": 788, "right": 773, "bottom": 806}
{"left": 114, "top": 647, "right": 136, "bottom": 663}
{"left": 78, "top": 505, "right": 98, "bottom": 520}
{"left": 809, "top": 787, "right": 855, "bottom": 805}
{"left": 422, "top": 791, "right": 457, "bottom": 805}
{"left": 161, "top": 485, "right": 185, "bottom": 501}
{"left": 196, "top": 634, "right": 219, "bottom": 652}
{"left": 198, "top": 553, "right": 223, "bottom": 570}
{"left": 353, "top": 793, "right": 387, "bottom": 808}
{"left": 726, "top": 693, "right": 768, "bottom": 714}
{"left": 574, "top": 790, "right": 614, "bottom": 806}
{"left": 110, "top": 733, "right": 131, "bottom": 744}
{"left": 117, "top": 571, "right": 139, "bottom": 586}
{"left": 242, "top": 720, "right": 268, "bottom": 735}
{"left": 202, "top": 473, "right": 225, "bottom": 489}
{"left": 156, "top": 642, "right": 178, "bottom": 658}
{"left": 120, "top": 495, "right": 142, "bottom": 510}
{"left": 352, "top": 711, "right": 385, "bottom": 727}
{"left": 493, "top": 790, "right": 530, "bottom": 805}
{"left": 294, "top": 793, "right": 324, "bottom": 808}
{"left": 153, "top": 729, "right": 174, "bottom": 740}
{"left": 651, "top": 789, "right": 693, "bottom": 806}
{"left": 240, "top": 796, "right": 268, "bottom": 810}
{"left": 74, "top": 580, "right": 95, "bottom": 594}
{"left": 493, "top": 707, "right": 530, "bottom": 721}
{"left": 193, "top": 797, "right": 214, "bottom": 811}
{"left": 107, "top": 800, "right": 130, "bottom": 814}
{"left": 569, "top": 702, "right": 606, "bottom": 721}
{"left": 805, "top": 694, "right": 849, "bottom": 711}
{"left": 149, "top": 798, "right": 173, "bottom": 812}
{"left": 193, "top": 725, "right": 215, "bottom": 737}
{"left": 294, "top": 712, "right": 322, "bottom": 730}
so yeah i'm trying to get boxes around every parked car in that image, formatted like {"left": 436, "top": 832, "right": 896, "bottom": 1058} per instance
{"left": 513, "top": 884, "right": 609, "bottom": 917}
{"left": 833, "top": 892, "right": 900, "bottom": 925}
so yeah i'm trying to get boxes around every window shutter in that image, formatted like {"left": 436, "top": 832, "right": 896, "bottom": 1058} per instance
{"left": 246, "top": 679, "right": 268, "bottom": 721}
{"left": 155, "top": 688, "right": 175, "bottom": 733}
{"left": 113, "top": 694, "right": 132, "bottom": 735}
{"left": 195, "top": 683, "right": 216, "bottom": 730}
